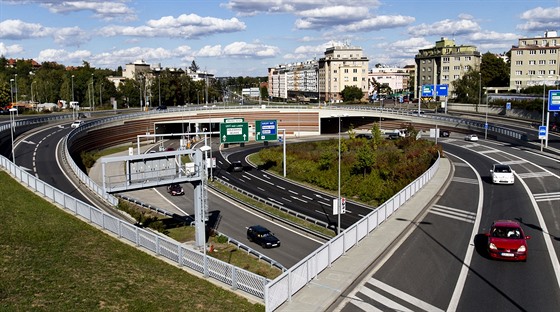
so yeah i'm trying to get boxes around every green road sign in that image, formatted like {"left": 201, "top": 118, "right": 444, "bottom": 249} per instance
{"left": 220, "top": 122, "right": 249, "bottom": 143}
{"left": 255, "top": 120, "right": 278, "bottom": 141}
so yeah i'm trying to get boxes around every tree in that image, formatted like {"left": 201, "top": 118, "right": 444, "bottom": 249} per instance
{"left": 340, "top": 86, "right": 364, "bottom": 102}
{"left": 189, "top": 60, "right": 200, "bottom": 73}
{"left": 481, "top": 52, "right": 509, "bottom": 87}
{"left": 451, "top": 69, "right": 481, "bottom": 105}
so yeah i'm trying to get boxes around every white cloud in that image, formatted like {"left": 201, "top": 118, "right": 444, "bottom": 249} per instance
{"left": 408, "top": 18, "right": 480, "bottom": 37}
{"left": 335, "top": 15, "right": 415, "bottom": 32}
{"left": 196, "top": 45, "right": 224, "bottom": 57}
{"left": 99, "top": 14, "right": 246, "bottom": 38}
{"left": 467, "top": 31, "right": 520, "bottom": 43}
{"left": 518, "top": 6, "right": 560, "bottom": 31}
{"left": 37, "top": 48, "right": 92, "bottom": 64}
{"left": 222, "top": 0, "right": 381, "bottom": 15}
{"left": 0, "top": 19, "right": 51, "bottom": 40}
{"left": 223, "top": 42, "right": 280, "bottom": 58}
{"left": 0, "top": 42, "right": 24, "bottom": 55}
{"left": 42, "top": 1, "right": 137, "bottom": 21}
{"left": 53, "top": 27, "right": 89, "bottom": 46}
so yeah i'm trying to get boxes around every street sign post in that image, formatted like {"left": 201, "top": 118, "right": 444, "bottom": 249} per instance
{"left": 255, "top": 119, "right": 278, "bottom": 141}
{"left": 220, "top": 122, "right": 249, "bottom": 144}
{"left": 436, "top": 84, "right": 448, "bottom": 96}
{"left": 539, "top": 126, "right": 547, "bottom": 140}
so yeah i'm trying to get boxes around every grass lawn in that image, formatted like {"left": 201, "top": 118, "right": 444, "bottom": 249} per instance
{"left": 0, "top": 171, "right": 264, "bottom": 312}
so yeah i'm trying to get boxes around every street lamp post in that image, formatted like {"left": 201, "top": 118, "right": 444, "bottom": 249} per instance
{"left": 10, "top": 79, "right": 14, "bottom": 104}
{"left": 331, "top": 113, "right": 348, "bottom": 235}
{"left": 9, "top": 108, "right": 18, "bottom": 164}
{"left": 14, "top": 74, "right": 18, "bottom": 103}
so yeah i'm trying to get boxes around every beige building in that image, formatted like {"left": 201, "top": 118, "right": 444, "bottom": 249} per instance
{"left": 319, "top": 45, "right": 369, "bottom": 103}
{"left": 509, "top": 31, "right": 560, "bottom": 90}
{"left": 268, "top": 60, "right": 318, "bottom": 101}
{"left": 415, "top": 38, "right": 481, "bottom": 98}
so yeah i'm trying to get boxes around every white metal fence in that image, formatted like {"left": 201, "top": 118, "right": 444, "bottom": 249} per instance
{"left": 264, "top": 156, "right": 440, "bottom": 311}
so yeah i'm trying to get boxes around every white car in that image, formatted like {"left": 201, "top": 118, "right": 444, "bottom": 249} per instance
{"left": 70, "top": 120, "right": 83, "bottom": 128}
{"left": 464, "top": 134, "right": 478, "bottom": 142}
{"left": 490, "top": 164, "right": 515, "bottom": 185}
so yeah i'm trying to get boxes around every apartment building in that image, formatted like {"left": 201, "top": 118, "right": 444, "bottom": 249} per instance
{"left": 319, "top": 45, "right": 369, "bottom": 103}
{"left": 509, "top": 31, "right": 560, "bottom": 90}
{"left": 268, "top": 44, "right": 369, "bottom": 103}
{"left": 368, "top": 66, "right": 412, "bottom": 97}
{"left": 415, "top": 38, "right": 481, "bottom": 98}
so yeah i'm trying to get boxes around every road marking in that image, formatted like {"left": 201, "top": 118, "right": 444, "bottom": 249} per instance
{"left": 347, "top": 278, "right": 444, "bottom": 312}
{"left": 302, "top": 195, "right": 313, "bottom": 201}
{"left": 430, "top": 205, "right": 476, "bottom": 224}
{"left": 452, "top": 176, "right": 478, "bottom": 185}
{"left": 281, "top": 197, "right": 292, "bottom": 203}
{"left": 517, "top": 171, "right": 554, "bottom": 179}
{"left": 534, "top": 192, "right": 560, "bottom": 202}
{"left": 257, "top": 187, "right": 265, "bottom": 192}
{"left": 267, "top": 197, "right": 284, "bottom": 205}
{"left": 318, "top": 200, "right": 331, "bottom": 206}
{"left": 290, "top": 196, "right": 307, "bottom": 203}
{"left": 276, "top": 185, "right": 286, "bottom": 190}
{"left": 314, "top": 210, "right": 329, "bottom": 216}
{"left": 245, "top": 172, "right": 274, "bottom": 185}
{"left": 289, "top": 189, "right": 299, "bottom": 195}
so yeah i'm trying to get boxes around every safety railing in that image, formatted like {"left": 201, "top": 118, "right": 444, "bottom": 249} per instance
{"left": 264, "top": 154, "right": 440, "bottom": 311}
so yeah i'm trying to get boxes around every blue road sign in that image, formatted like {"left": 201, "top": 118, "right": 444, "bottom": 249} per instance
{"left": 548, "top": 90, "right": 560, "bottom": 111}
{"left": 421, "top": 85, "right": 433, "bottom": 97}
{"left": 539, "top": 126, "right": 547, "bottom": 139}
{"left": 436, "top": 84, "right": 448, "bottom": 97}
{"left": 506, "top": 102, "right": 511, "bottom": 110}
{"left": 485, "top": 122, "right": 488, "bottom": 129}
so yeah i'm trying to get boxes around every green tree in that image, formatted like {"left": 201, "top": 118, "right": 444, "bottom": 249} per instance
{"left": 481, "top": 52, "right": 509, "bottom": 87}
{"left": 189, "top": 60, "right": 200, "bottom": 73}
{"left": 451, "top": 69, "right": 481, "bottom": 105}
{"left": 370, "top": 123, "right": 383, "bottom": 150}
{"left": 340, "top": 86, "right": 364, "bottom": 102}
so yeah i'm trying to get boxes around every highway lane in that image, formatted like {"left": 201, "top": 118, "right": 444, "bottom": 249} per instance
{"left": 215, "top": 142, "right": 376, "bottom": 231}
{"left": 335, "top": 137, "right": 560, "bottom": 311}
{"left": 145, "top": 183, "right": 324, "bottom": 268}
{"left": 14, "top": 122, "right": 94, "bottom": 205}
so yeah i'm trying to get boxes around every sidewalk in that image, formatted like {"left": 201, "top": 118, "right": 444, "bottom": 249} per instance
{"left": 277, "top": 157, "right": 452, "bottom": 312}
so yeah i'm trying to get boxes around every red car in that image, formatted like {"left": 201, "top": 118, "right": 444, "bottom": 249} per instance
{"left": 487, "top": 220, "right": 530, "bottom": 261}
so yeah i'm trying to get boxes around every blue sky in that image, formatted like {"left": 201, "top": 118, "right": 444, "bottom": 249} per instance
{"left": 1, "top": 1, "right": 559, "bottom": 77}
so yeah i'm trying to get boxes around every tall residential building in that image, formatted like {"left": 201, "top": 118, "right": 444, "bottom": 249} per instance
{"left": 414, "top": 38, "right": 481, "bottom": 98}
{"left": 319, "top": 45, "right": 369, "bottom": 103}
{"left": 509, "top": 31, "right": 560, "bottom": 90}
{"left": 368, "top": 67, "right": 412, "bottom": 97}
{"left": 268, "top": 44, "right": 369, "bottom": 103}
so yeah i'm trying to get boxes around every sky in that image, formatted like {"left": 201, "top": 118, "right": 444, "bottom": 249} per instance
{"left": 1, "top": 0, "right": 560, "bottom": 77}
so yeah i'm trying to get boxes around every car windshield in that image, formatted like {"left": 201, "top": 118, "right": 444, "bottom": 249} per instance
{"left": 492, "top": 227, "right": 521, "bottom": 239}
{"left": 494, "top": 165, "right": 511, "bottom": 173}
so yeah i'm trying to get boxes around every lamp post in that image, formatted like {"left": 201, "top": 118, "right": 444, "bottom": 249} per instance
{"left": 478, "top": 72, "right": 482, "bottom": 117}
{"left": 538, "top": 75, "right": 553, "bottom": 151}
{"left": 14, "top": 74, "right": 18, "bottom": 103}
{"left": 485, "top": 89, "right": 488, "bottom": 140}
{"left": 9, "top": 108, "right": 18, "bottom": 164}
{"left": 10, "top": 79, "right": 14, "bottom": 104}
{"left": 331, "top": 113, "right": 348, "bottom": 235}
{"left": 71, "top": 74, "right": 75, "bottom": 102}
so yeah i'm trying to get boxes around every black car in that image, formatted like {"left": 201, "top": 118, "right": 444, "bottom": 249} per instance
{"left": 246, "top": 225, "right": 280, "bottom": 248}
{"left": 439, "top": 130, "right": 450, "bottom": 137}
{"left": 228, "top": 161, "right": 243, "bottom": 172}
{"left": 356, "top": 133, "right": 372, "bottom": 140}
{"left": 167, "top": 184, "right": 184, "bottom": 196}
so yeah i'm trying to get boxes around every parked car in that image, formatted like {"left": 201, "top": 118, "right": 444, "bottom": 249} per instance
{"left": 156, "top": 105, "right": 167, "bottom": 111}
{"left": 70, "top": 120, "right": 83, "bottom": 128}
{"left": 246, "top": 225, "right": 280, "bottom": 248}
{"left": 439, "top": 130, "right": 450, "bottom": 137}
{"left": 486, "top": 220, "right": 530, "bottom": 261}
{"left": 356, "top": 133, "right": 372, "bottom": 140}
{"left": 490, "top": 164, "right": 515, "bottom": 185}
{"left": 167, "top": 184, "right": 184, "bottom": 196}
{"left": 464, "top": 134, "right": 479, "bottom": 142}
{"left": 228, "top": 160, "right": 243, "bottom": 172}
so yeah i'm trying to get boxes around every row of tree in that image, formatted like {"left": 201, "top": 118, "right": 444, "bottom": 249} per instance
{"left": 0, "top": 57, "right": 267, "bottom": 109}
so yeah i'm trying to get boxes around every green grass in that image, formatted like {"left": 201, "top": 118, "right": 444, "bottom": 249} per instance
{"left": 0, "top": 171, "right": 264, "bottom": 312}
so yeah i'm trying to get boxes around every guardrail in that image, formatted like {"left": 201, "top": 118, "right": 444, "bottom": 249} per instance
{"left": 264, "top": 154, "right": 440, "bottom": 312}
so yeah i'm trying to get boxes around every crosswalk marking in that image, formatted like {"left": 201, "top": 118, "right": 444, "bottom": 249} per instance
{"left": 534, "top": 192, "right": 560, "bottom": 202}
{"left": 501, "top": 160, "right": 526, "bottom": 165}
{"left": 453, "top": 162, "right": 470, "bottom": 167}
{"left": 429, "top": 205, "right": 476, "bottom": 223}
{"left": 452, "top": 176, "right": 478, "bottom": 185}
{"left": 478, "top": 149, "right": 498, "bottom": 154}
{"left": 517, "top": 171, "right": 554, "bottom": 179}
{"left": 347, "top": 278, "right": 445, "bottom": 312}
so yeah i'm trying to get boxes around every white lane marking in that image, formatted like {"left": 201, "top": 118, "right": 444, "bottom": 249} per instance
{"left": 368, "top": 278, "right": 445, "bottom": 312}
{"left": 302, "top": 195, "right": 313, "bottom": 201}
{"left": 318, "top": 201, "right": 331, "bottom": 206}
{"left": 517, "top": 173, "right": 560, "bottom": 292}
{"left": 281, "top": 197, "right": 292, "bottom": 203}
{"left": 244, "top": 172, "right": 274, "bottom": 185}
{"left": 314, "top": 210, "right": 329, "bottom": 216}
{"left": 267, "top": 197, "right": 284, "bottom": 205}
{"left": 534, "top": 192, "right": 560, "bottom": 202}
{"left": 290, "top": 196, "right": 307, "bottom": 203}
{"left": 357, "top": 286, "right": 413, "bottom": 312}
{"left": 517, "top": 171, "right": 554, "bottom": 179}
{"left": 289, "top": 189, "right": 299, "bottom": 195}
{"left": 452, "top": 176, "right": 479, "bottom": 184}
{"left": 276, "top": 185, "right": 286, "bottom": 190}
{"left": 447, "top": 153, "right": 484, "bottom": 312}
{"left": 257, "top": 187, "right": 265, "bottom": 192}
{"left": 241, "top": 174, "right": 251, "bottom": 180}
{"left": 430, "top": 205, "right": 476, "bottom": 224}
{"left": 153, "top": 188, "right": 190, "bottom": 216}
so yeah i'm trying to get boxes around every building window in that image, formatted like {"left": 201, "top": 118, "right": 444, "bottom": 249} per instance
{"left": 515, "top": 80, "right": 522, "bottom": 86}
{"left": 442, "top": 66, "right": 449, "bottom": 72}
{"left": 528, "top": 70, "right": 536, "bottom": 75}
{"left": 453, "top": 75, "right": 460, "bottom": 79}
{"left": 334, "top": 69, "right": 338, "bottom": 73}
{"left": 515, "top": 70, "right": 522, "bottom": 75}
{"left": 540, "top": 49, "right": 546, "bottom": 54}
{"left": 427, "top": 67, "right": 431, "bottom": 72}
{"left": 516, "top": 50, "right": 523, "bottom": 55}
{"left": 442, "top": 75, "right": 449, "bottom": 81}
{"left": 529, "top": 50, "right": 536, "bottom": 55}
{"left": 464, "top": 65, "right": 470, "bottom": 70}
{"left": 422, "top": 60, "right": 425, "bottom": 64}
{"left": 455, "top": 56, "right": 461, "bottom": 61}
{"left": 529, "top": 60, "right": 536, "bottom": 65}
{"left": 550, "top": 49, "right": 557, "bottom": 54}
{"left": 465, "top": 56, "right": 471, "bottom": 61}
{"left": 344, "top": 69, "right": 349, "bottom": 73}
{"left": 443, "top": 57, "right": 449, "bottom": 63}
{"left": 539, "top": 60, "right": 546, "bottom": 65}
{"left": 515, "top": 61, "right": 523, "bottom": 65}
{"left": 549, "top": 70, "right": 557, "bottom": 75}
{"left": 353, "top": 77, "right": 358, "bottom": 82}
{"left": 353, "top": 68, "right": 357, "bottom": 73}
{"left": 454, "top": 66, "right": 461, "bottom": 70}
{"left": 550, "top": 60, "right": 557, "bottom": 65}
